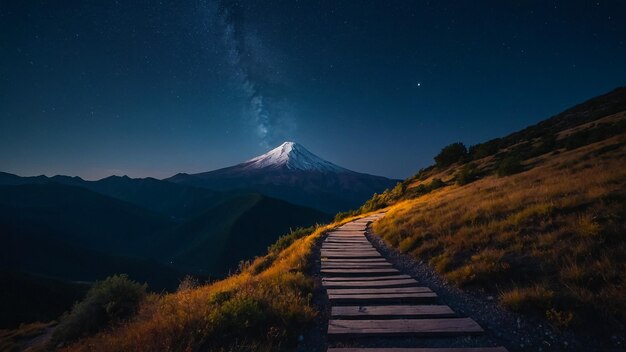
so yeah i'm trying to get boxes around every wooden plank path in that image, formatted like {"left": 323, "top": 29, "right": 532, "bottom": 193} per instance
{"left": 321, "top": 215, "right": 507, "bottom": 352}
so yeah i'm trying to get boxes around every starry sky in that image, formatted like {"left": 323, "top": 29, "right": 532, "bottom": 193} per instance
{"left": 1, "top": 1, "right": 625, "bottom": 180}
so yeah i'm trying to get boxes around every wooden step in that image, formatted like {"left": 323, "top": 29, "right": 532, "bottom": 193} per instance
{"left": 322, "top": 240, "right": 370, "bottom": 246}
{"left": 323, "top": 243, "right": 373, "bottom": 246}
{"left": 323, "top": 242, "right": 371, "bottom": 245}
{"left": 324, "top": 243, "right": 371, "bottom": 247}
{"left": 322, "top": 245, "right": 378, "bottom": 252}
{"left": 322, "top": 274, "right": 411, "bottom": 281}
{"left": 322, "top": 263, "right": 393, "bottom": 268}
{"left": 321, "top": 258, "right": 388, "bottom": 263}
{"left": 327, "top": 318, "right": 484, "bottom": 336}
{"left": 324, "top": 239, "right": 370, "bottom": 243}
{"left": 322, "top": 253, "right": 383, "bottom": 259}
{"left": 322, "top": 278, "right": 419, "bottom": 288}
{"left": 321, "top": 252, "right": 382, "bottom": 257}
{"left": 331, "top": 305, "right": 455, "bottom": 319}
{"left": 326, "top": 287, "right": 432, "bottom": 295}
{"left": 324, "top": 238, "right": 369, "bottom": 241}
{"left": 327, "top": 348, "right": 508, "bottom": 352}
{"left": 320, "top": 250, "right": 381, "bottom": 258}
{"left": 321, "top": 263, "right": 393, "bottom": 269}
{"left": 328, "top": 233, "right": 366, "bottom": 236}
{"left": 322, "top": 249, "right": 377, "bottom": 253}
{"left": 327, "top": 235, "right": 366, "bottom": 238}
{"left": 321, "top": 248, "right": 377, "bottom": 252}
{"left": 328, "top": 292, "right": 437, "bottom": 303}
{"left": 324, "top": 239, "right": 371, "bottom": 242}
{"left": 321, "top": 268, "right": 399, "bottom": 275}
{"left": 322, "top": 258, "right": 388, "bottom": 262}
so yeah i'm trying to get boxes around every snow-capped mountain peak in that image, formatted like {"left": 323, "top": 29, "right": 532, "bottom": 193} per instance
{"left": 242, "top": 141, "right": 346, "bottom": 172}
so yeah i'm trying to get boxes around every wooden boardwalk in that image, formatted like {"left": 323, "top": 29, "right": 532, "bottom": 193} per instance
{"left": 321, "top": 215, "right": 507, "bottom": 352}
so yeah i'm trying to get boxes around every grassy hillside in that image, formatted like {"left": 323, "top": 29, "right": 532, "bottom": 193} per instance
{"left": 352, "top": 88, "right": 626, "bottom": 335}
{"left": 375, "top": 134, "right": 625, "bottom": 333}
{"left": 51, "top": 222, "right": 350, "bottom": 351}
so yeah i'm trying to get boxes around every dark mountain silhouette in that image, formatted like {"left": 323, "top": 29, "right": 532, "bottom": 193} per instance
{"left": 167, "top": 141, "right": 398, "bottom": 213}
{"left": 0, "top": 180, "right": 330, "bottom": 327}
{"left": 151, "top": 193, "right": 330, "bottom": 276}
{"left": 0, "top": 172, "right": 224, "bottom": 220}
{"left": 0, "top": 183, "right": 173, "bottom": 256}
{"left": 0, "top": 181, "right": 329, "bottom": 283}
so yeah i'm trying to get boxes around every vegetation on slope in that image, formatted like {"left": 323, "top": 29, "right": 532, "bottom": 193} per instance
{"left": 375, "top": 134, "right": 625, "bottom": 332}
{"left": 356, "top": 89, "right": 626, "bottom": 335}
{"left": 54, "top": 223, "right": 348, "bottom": 351}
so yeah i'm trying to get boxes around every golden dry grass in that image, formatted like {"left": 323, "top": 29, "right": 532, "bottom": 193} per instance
{"left": 61, "top": 214, "right": 370, "bottom": 352}
{"left": 374, "top": 133, "right": 626, "bottom": 332}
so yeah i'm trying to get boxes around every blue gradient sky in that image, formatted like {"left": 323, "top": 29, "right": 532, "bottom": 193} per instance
{"left": 1, "top": 1, "right": 625, "bottom": 179}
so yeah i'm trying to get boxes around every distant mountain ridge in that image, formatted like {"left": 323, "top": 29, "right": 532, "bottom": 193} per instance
{"left": 168, "top": 142, "right": 398, "bottom": 213}
{"left": 0, "top": 172, "right": 222, "bottom": 220}
{"left": 0, "top": 177, "right": 330, "bottom": 290}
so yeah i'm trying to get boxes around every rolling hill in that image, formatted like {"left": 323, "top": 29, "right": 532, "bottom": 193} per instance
{"left": 151, "top": 193, "right": 331, "bottom": 276}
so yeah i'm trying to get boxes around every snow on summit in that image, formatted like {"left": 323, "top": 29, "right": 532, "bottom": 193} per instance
{"left": 243, "top": 141, "right": 346, "bottom": 172}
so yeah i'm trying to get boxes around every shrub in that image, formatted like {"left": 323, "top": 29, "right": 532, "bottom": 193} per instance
{"left": 51, "top": 274, "right": 146, "bottom": 345}
{"left": 359, "top": 192, "right": 389, "bottom": 213}
{"left": 429, "top": 178, "right": 445, "bottom": 190}
{"left": 496, "top": 156, "right": 524, "bottom": 176}
{"left": 268, "top": 227, "right": 316, "bottom": 254}
{"left": 334, "top": 209, "right": 358, "bottom": 222}
{"left": 469, "top": 141, "right": 500, "bottom": 160}
{"left": 456, "top": 164, "right": 480, "bottom": 185}
{"left": 177, "top": 276, "right": 200, "bottom": 292}
{"left": 434, "top": 142, "right": 468, "bottom": 167}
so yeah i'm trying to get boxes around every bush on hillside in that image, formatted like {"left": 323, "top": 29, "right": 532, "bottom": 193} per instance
{"left": 268, "top": 226, "right": 316, "bottom": 254}
{"left": 434, "top": 142, "right": 468, "bottom": 167}
{"left": 456, "top": 164, "right": 480, "bottom": 185}
{"left": 469, "top": 140, "right": 500, "bottom": 160}
{"left": 429, "top": 178, "right": 445, "bottom": 189}
{"left": 334, "top": 209, "right": 359, "bottom": 222}
{"left": 496, "top": 156, "right": 524, "bottom": 176}
{"left": 50, "top": 274, "right": 147, "bottom": 345}
{"left": 359, "top": 192, "right": 388, "bottom": 213}
{"left": 335, "top": 176, "right": 449, "bottom": 221}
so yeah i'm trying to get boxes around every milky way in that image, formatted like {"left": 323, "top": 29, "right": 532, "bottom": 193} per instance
{"left": 206, "top": 0, "right": 294, "bottom": 148}
{"left": 2, "top": 1, "right": 625, "bottom": 179}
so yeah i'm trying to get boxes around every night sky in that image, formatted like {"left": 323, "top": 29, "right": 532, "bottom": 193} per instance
{"left": 1, "top": 1, "right": 625, "bottom": 180}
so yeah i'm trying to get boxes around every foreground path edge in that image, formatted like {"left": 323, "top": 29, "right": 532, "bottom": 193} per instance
{"left": 321, "top": 214, "right": 508, "bottom": 352}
